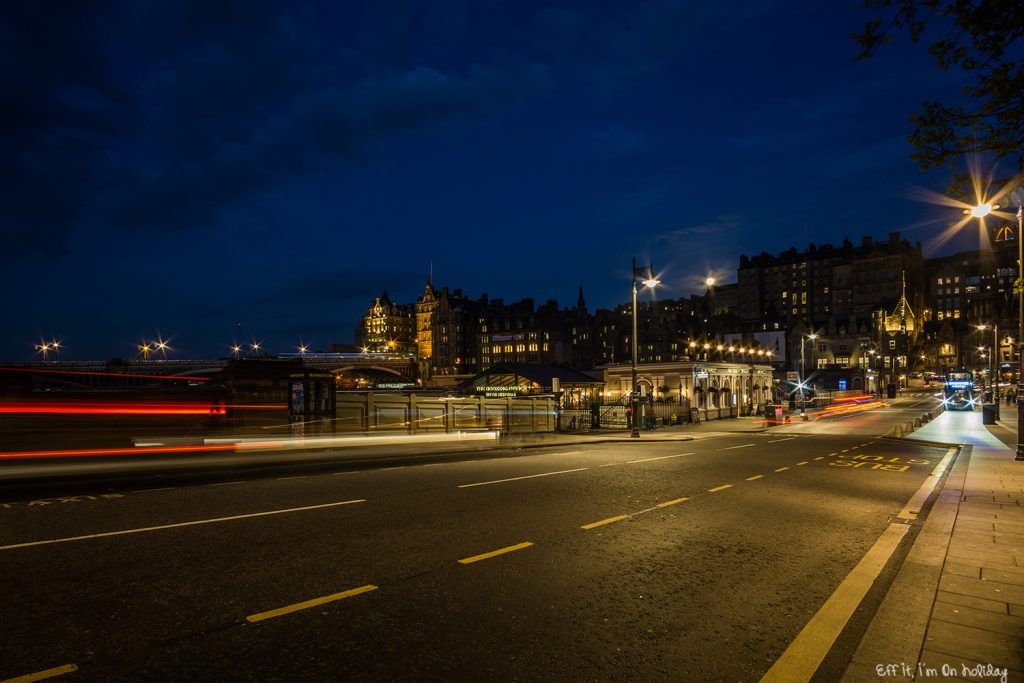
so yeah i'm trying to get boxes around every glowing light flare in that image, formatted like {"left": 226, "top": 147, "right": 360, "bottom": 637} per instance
{"left": 967, "top": 202, "right": 996, "bottom": 218}
{"left": 641, "top": 277, "right": 660, "bottom": 289}
{"left": 0, "top": 401, "right": 226, "bottom": 415}
{"left": 906, "top": 163, "right": 1024, "bottom": 252}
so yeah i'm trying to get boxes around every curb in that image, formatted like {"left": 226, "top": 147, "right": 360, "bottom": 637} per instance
{"left": 840, "top": 444, "right": 968, "bottom": 682}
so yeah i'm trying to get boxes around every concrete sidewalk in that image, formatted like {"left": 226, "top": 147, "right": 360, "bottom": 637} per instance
{"left": 842, "top": 409, "right": 1024, "bottom": 682}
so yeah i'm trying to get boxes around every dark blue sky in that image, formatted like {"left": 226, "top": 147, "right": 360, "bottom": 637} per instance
{"left": 0, "top": 1, "right": 996, "bottom": 360}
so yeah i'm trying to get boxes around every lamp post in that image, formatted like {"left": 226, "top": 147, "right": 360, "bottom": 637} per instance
{"left": 800, "top": 333, "right": 817, "bottom": 419}
{"left": 630, "top": 258, "right": 659, "bottom": 437}
{"left": 970, "top": 197, "right": 1024, "bottom": 459}
{"left": 977, "top": 323, "right": 999, "bottom": 411}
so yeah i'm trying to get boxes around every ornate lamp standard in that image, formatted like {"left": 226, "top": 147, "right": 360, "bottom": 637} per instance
{"left": 630, "top": 258, "right": 659, "bottom": 437}
{"left": 970, "top": 195, "right": 1024, "bottom": 460}
{"left": 977, "top": 323, "right": 999, "bottom": 413}
{"left": 800, "top": 333, "right": 818, "bottom": 419}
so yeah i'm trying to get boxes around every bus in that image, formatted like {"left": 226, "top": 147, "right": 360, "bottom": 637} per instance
{"left": 943, "top": 370, "right": 975, "bottom": 410}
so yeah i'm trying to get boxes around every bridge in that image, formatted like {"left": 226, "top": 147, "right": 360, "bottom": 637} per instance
{"left": 1, "top": 353, "right": 419, "bottom": 388}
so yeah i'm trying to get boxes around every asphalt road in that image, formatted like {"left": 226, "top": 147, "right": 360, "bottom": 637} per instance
{"left": 0, "top": 394, "right": 957, "bottom": 681}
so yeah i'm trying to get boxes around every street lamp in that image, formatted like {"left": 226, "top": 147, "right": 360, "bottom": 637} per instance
{"left": 800, "top": 333, "right": 818, "bottom": 419}
{"left": 138, "top": 342, "right": 153, "bottom": 360}
{"left": 970, "top": 191, "right": 1024, "bottom": 460}
{"left": 631, "top": 258, "right": 659, "bottom": 437}
{"left": 977, "top": 323, "right": 999, "bottom": 409}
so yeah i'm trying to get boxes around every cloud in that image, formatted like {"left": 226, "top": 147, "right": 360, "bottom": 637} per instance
{"left": 0, "top": 4, "right": 133, "bottom": 264}
{"left": 2, "top": 2, "right": 552, "bottom": 261}
{"left": 654, "top": 214, "right": 744, "bottom": 243}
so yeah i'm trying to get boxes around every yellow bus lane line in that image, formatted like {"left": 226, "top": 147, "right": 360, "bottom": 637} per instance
{"left": 1, "top": 664, "right": 78, "bottom": 683}
{"left": 458, "top": 542, "right": 534, "bottom": 564}
{"left": 247, "top": 584, "right": 378, "bottom": 623}
{"left": 774, "top": 467, "right": 789, "bottom": 472}
{"left": 746, "top": 475, "right": 764, "bottom": 481}
{"left": 707, "top": 484, "right": 733, "bottom": 492}
{"left": 656, "top": 497, "right": 689, "bottom": 508}
{"left": 760, "top": 447, "right": 959, "bottom": 683}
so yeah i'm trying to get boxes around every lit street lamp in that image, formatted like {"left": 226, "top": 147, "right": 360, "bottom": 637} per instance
{"left": 35, "top": 341, "right": 53, "bottom": 361}
{"left": 631, "top": 258, "right": 659, "bottom": 437}
{"left": 970, "top": 190, "right": 1024, "bottom": 459}
{"left": 977, "top": 323, "right": 999, "bottom": 414}
{"left": 800, "top": 333, "right": 818, "bottom": 420}
{"left": 138, "top": 342, "right": 153, "bottom": 360}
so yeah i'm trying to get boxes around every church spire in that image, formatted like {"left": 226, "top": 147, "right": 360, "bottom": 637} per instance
{"left": 576, "top": 282, "right": 587, "bottom": 316}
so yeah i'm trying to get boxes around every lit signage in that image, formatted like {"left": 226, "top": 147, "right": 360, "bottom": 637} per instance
{"left": 478, "top": 385, "right": 529, "bottom": 397}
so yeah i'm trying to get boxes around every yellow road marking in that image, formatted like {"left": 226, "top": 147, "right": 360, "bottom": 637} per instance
{"left": 656, "top": 497, "right": 689, "bottom": 508}
{"left": 1, "top": 664, "right": 78, "bottom": 683}
{"left": 841, "top": 449, "right": 849, "bottom": 453}
{"left": 247, "top": 584, "right": 377, "bottom": 623}
{"left": 760, "top": 524, "right": 909, "bottom": 682}
{"left": 581, "top": 515, "right": 628, "bottom": 529}
{"left": 829, "top": 452, "right": 838, "bottom": 456}
{"left": 896, "top": 447, "right": 958, "bottom": 520}
{"left": 774, "top": 467, "right": 789, "bottom": 472}
{"left": 458, "top": 541, "right": 534, "bottom": 564}
{"left": 745, "top": 475, "right": 764, "bottom": 481}
{"left": 814, "top": 457, "right": 823, "bottom": 461}
{"left": 796, "top": 461, "right": 808, "bottom": 466}
{"left": 0, "top": 500, "right": 366, "bottom": 551}
{"left": 707, "top": 484, "right": 733, "bottom": 492}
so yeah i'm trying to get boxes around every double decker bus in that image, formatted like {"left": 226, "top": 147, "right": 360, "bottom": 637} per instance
{"left": 943, "top": 370, "right": 975, "bottom": 410}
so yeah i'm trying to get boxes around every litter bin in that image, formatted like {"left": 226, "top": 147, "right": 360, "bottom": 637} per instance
{"left": 982, "top": 404, "right": 997, "bottom": 425}
{"left": 764, "top": 404, "right": 783, "bottom": 425}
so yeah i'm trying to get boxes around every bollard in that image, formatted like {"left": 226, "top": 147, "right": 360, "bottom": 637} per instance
{"left": 893, "top": 424, "right": 903, "bottom": 437}
{"left": 914, "top": 417, "right": 922, "bottom": 427}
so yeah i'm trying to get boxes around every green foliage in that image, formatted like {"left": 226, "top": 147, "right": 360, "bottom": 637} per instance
{"left": 854, "top": 0, "right": 1024, "bottom": 175}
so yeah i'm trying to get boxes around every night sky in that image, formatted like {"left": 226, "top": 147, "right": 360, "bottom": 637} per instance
{"left": 1, "top": 1, "right": 993, "bottom": 361}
